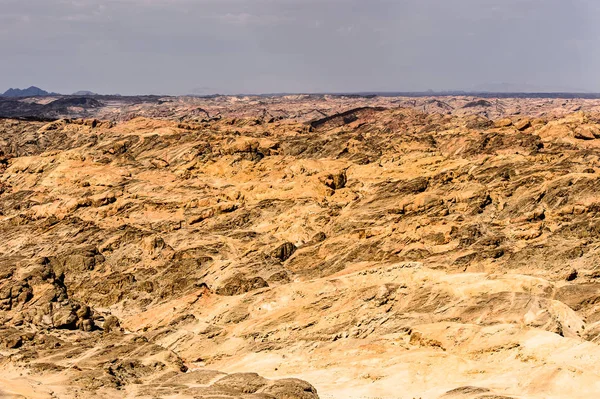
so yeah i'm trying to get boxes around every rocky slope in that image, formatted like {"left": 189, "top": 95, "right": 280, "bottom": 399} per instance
{"left": 2, "top": 98, "right": 600, "bottom": 398}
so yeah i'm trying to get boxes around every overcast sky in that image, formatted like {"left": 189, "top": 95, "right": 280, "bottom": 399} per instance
{"left": 1, "top": 0, "right": 598, "bottom": 95}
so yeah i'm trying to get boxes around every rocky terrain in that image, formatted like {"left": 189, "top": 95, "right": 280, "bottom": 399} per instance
{"left": 2, "top": 96, "right": 600, "bottom": 398}
{"left": 3, "top": 93, "right": 600, "bottom": 122}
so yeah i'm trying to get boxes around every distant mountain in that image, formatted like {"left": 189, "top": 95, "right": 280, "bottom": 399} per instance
{"left": 470, "top": 82, "right": 590, "bottom": 94}
{"left": 72, "top": 90, "right": 97, "bottom": 96}
{"left": 2, "top": 86, "right": 58, "bottom": 97}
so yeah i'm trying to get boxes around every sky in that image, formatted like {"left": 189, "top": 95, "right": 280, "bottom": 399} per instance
{"left": 0, "top": 0, "right": 598, "bottom": 95}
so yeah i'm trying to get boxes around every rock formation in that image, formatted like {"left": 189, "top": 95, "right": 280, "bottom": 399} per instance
{"left": 2, "top": 96, "right": 600, "bottom": 398}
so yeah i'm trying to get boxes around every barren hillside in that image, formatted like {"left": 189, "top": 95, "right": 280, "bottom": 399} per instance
{"left": 2, "top": 97, "right": 600, "bottom": 398}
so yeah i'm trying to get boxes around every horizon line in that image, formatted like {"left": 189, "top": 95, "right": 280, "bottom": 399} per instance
{"left": 3, "top": 89, "right": 600, "bottom": 99}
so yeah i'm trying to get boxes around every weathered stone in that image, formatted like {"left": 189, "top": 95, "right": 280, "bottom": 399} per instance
{"left": 216, "top": 274, "right": 269, "bottom": 296}
{"left": 272, "top": 242, "right": 297, "bottom": 261}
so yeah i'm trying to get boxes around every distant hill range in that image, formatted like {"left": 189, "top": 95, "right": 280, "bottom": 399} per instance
{"left": 1, "top": 86, "right": 59, "bottom": 97}
{"left": 72, "top": 90, "right": 97, "bottom": 96}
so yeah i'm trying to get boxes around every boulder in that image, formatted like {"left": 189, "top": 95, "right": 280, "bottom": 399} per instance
{"left": 261, "top": 378, "right": 319, "bottom": 399}
{"left": 494, "top": 118, "right": 513, "bottom": 128}
{"left": 213, "top": 372, "right": 268, "bottom": 393}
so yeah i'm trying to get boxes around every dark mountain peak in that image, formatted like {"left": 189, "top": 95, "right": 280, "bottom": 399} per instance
{"left": 2, "top": 86, "right": 56, "bottom": 97}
